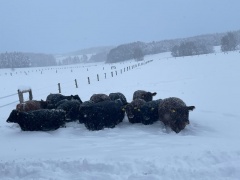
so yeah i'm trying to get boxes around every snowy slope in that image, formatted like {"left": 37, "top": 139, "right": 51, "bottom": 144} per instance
{"left": 0, "top": 51, "right": 240, "bottom": 180}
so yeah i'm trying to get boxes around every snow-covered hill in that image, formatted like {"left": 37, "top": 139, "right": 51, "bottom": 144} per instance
{"left": 0, "top": 51, "right": 240, "bottom": 180}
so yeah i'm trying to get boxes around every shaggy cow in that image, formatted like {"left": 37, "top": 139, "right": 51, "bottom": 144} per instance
{"left": 78, "top": 100, "right": 95, "bottom": 124}
{"left": 109, "top": 92, "right": 128, "bottom": 105}
{"left": 16, "top": 100, "right": 48, "bottom": 112}
{"left": 56, "top": 99, "right": 81, "bottom": 121}
{"left": 141, "top": 99, "right": 162, "bottom": 125}
{"left": 158, "top": 97, "right": 195, "bottom": 133}
{"left": 133, "top": 90, "right": 157, "bottom": 102}
{"left": 78, "top": 100, "right": 125, "bottom": 131}
{"left": 124, "top": 99, "right": 146, "bottom": 124}
{"left": 125, "top": 99, "right": 162, "bottom": 125}
{"left": 6, "top": 109, "right": 66, "bottom": 131}
{"left": 89, "top": 93, "right": 111, "bottom": 103}
{"left": 46, "top": 93, "right": 82, "bottom": 109}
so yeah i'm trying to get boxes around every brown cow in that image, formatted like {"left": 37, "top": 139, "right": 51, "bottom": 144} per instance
{"left": 16, "top": 100, "right": 48, "bottom": 112}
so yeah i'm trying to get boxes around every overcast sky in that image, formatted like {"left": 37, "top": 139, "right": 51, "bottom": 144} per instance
{"left": 0, "top": 0, "right": 240, "bottom": 54}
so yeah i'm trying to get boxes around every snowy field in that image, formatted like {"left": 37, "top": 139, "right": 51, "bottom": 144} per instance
{"left": 0, "top": 51, "right": 240, "bottom": 180}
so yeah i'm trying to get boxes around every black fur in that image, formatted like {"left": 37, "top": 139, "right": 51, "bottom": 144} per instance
{"left": 6, "top": 109, "right": 66, "bottom": 131}
{"left": 79, "top": 100, "right": 125, "bottom": 131}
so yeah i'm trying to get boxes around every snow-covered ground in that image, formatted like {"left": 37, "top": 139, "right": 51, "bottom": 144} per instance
{"left": 0, "top": 51, "right": 240, "bottom": 180}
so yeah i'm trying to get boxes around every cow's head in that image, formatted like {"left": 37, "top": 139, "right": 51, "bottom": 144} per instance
{"left": 6, "top": 110, "right": 21, "bottom": 123}
{"left": 141, "top": 92, "right": 157, "bottom": 102}
{"left": 166, "top": 106, "right": 195, "bottom": 133}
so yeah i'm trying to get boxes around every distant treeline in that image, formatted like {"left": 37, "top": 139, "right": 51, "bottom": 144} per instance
{"left": 106, "top": 30, "right": 240, "bottom": 63}
{"left": 0, "top": 52, "right": 57, "bottom": 69}
{"left": 59, "top": 55, "right": 88, "bottom": 65}
{"left": 1, "top": 30, "right": 240, "bottom": 68}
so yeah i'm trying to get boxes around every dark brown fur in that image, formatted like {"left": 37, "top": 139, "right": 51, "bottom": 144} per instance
{"left": 90, "top": 94, "right": 111, "bottom": 103}
{"left": 16, "top": 100, "right": 48, "bottom": 112}
{"left": 158, "top": 97, "right": 195, "bottom": 133}
{"left": 133, "top": 90, "right": 157, "bottom": 102}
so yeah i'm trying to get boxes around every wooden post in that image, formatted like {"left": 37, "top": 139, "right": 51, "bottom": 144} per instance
{"left": 115, "top": 71, "right": 117, "bottom": 76}
{"left": 121, "top": 69, "right": 122, "bottom": 74}
{"left": 29, "top": 89, "right": 33, "bottom": 100}
{"left": 104, "top": 73, "right": 106, "bottom": 79}
{"left": 58, "top": 83, "right": 61, "bottom": 93}
{"left": 88, "top": 77, "right": 90, "bottom": 84}
{"left": 18, "top": 89, "right": 24, "bottom": 103}
{"left": 111, "top": 72, "right": 113, "bottom": 77}
{"left": 75, "top": 79, "right": 78, "bottom": 88}
{"left": 97, "top": 74, "right": 99, "bottom": 81}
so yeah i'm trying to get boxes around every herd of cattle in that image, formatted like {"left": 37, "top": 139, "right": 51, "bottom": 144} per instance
{"left": 6, "top": 90, "right": 195, "bottom": 133}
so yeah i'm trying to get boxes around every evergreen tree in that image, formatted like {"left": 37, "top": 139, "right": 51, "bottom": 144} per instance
{"left": 221, "top": 32, "right": 238, "bottom": 52}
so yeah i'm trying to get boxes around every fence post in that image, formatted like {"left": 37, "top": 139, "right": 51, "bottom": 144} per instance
{"left": 104, "top": 73, "right": 106, "bottom": 79}
{"left": 88, "top": 77, "right": 90, "bottom": 84}
{"left": 18, "top": 89, "right": 24, "bottom": 103}
{"left": 97, "top": 74, "right": 99, "bottom": 81}
{"left": 58, "top": 83, "right": 61, "bottom": 93}
{"left": 115, "top": 71, "right": 117, "bottom": 76}
{"left": 111, "top": 72, "right": 113, "bottom": 77}
{"left": 29, "top": 89, "right": 33, "bottom": 100}
{"left": 75, "top": 79, "right": 78, "bottom": 88}
{"left": 121, "top": 69, "right": 122, "bottom": 74}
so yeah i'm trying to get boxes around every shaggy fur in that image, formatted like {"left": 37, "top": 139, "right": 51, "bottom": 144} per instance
{"left": 133, "top": 90, "right": 157, "bottom": 102}
{"left": 125, "top": 99, "right": 146, "bottom": 124}
{"left": 158, "top": 97, "right": 195, "bottom": 133}
{"left": 46, "top": 93, "right": 82, "bottom": 109}
{"left": 141, "top": 99, "right": 162, "bottom": 125}
{"left": 16, "top": 100, "right": 48, "bottom": 112}
{"left": 56, "top": 99, "right": 81, "bottom": 121}
{"left": 89, "top": 94, "right": 111, "bottom": 103}
{"left": 109, "top": 92, "right": 128, "bottom": 105}
{"left": 6, "top": 109, "right": 66, "bottom": 131}
{"left": 79, "top": 100, "right": 125, "bottom": 131}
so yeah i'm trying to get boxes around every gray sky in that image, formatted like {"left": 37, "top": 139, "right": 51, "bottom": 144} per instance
{"left": 0, "top": 0, "right": 240, "bottom": 54}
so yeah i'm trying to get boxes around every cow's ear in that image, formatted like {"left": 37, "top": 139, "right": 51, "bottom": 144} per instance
{"left": 152, "top": 92, "right": 157, "bottom": 96}
{"left": 188, "top": 106, "right": 195, "bottom": 111}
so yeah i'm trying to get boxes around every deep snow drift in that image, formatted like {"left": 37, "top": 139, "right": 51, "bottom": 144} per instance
{"left": 0, "top": 51, "right": 240, "bottom": 180}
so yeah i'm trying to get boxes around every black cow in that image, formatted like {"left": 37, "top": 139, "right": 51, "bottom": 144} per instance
{"left": 78, "top": 100, "right": 125, "bottom": 131}
{"left": 141, "top": 99, "right": 162, "bottom": 125}
{"left": 133, "top": 90, "right": 157, "bottom": 102}
{"left": 6, "top": 109, "right": 66, "bottom": 131}
{"left": 89, "top": 93, "right": 111, "bottom": 103}
{"left": 56, "top": 99, "right": 81, "bottom": 121}
{"left": 78, "top": 100, "right": 95, "bottom": 124}
{"left": 109, "top": 92, "right": 128, "bottom": 105}
{"left": 124, "top": 99, "right": 146, "bottom": 124}
{"left": 158, "top": 97, "right": 195, "bottom": 133}
{"left": 46, "top": 93, "right": 82, "bottom": 109}
{"left": 125, "top": 99, "right": 162, "bottom": 125}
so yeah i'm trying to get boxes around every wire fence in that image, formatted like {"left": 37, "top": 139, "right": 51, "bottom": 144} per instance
{"left": 0, "top": 93, "right": 18, "bottom": 100}
{"left": 0, "top": 60, "right": 153, "bottom": 109}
